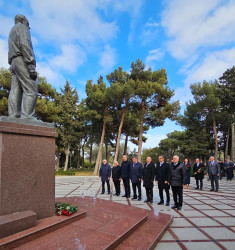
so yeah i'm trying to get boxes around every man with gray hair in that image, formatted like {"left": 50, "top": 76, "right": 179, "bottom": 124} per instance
{"left": 99, "top": 159, "right": 111, "bottom": 194}
{"left": 169, "top": 155, "right": 186, "bottom": 210}
{"left": 207, "top": 156, "right": 220, "bottom": 192}
{"left": 8, "top": 14, "right": 38, "bottom": 119}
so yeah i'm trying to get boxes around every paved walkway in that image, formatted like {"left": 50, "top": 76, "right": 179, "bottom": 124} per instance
{"left": 55, "top": 176, "right": 235, "bottom": 250}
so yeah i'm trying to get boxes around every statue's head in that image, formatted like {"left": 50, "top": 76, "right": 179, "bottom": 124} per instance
{"left": 14, "top": 14, "right": 29, "bottom": 28}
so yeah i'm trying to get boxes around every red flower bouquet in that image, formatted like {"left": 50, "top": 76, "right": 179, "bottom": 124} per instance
{"left": 55, "top": 202, "right": 78, "bottom": 216}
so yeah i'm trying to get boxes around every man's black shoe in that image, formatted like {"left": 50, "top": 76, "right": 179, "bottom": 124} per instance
{"left": 165, "top": 202, "right": 170, "bottom": 206}
{"left": 200, "top": 188, "right": 203, "bottom": 190}
{"left": 138, "top": 197, "right": 141, "bottom": 201}
{"left": 101, "top": 192, "right": 104, "bottom": 194}
{"left": 209, "top": 189, "right": 214, "bottom": 191}
{"left": 149, "top": 200, "right": 153, "bottom": 204}
{"left": 215, "top": 190, "right": 218, "bottom": 192}
{"left": 131, "top": 197, "right": 137, "bottom": 200}
{"left": 158, "top": 201, "right": 164, "bottom": 205}
{"left": 144, "top": 199, "right": 148, "bottom": 202}
{"left": 171, "top": 204, "right": 178, "bottom": 209}
{"left": 177, "top": 206, "right": 182, "bottom": 210}
{"left": 195, "top": 187, "right": 199, "bottom": 190}
{"left": 126, "top": 195, "right": 130, "bottom": 198}
{"left": 117, "top": 194, "right": 120, "bottom": 196}
{"left": 122, "top": 195, "right": 127, "bottom": 197}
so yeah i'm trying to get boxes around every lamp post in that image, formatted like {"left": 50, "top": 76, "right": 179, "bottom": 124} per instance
{"left": 70, "top": 150, "right": 74, "bottom": 176}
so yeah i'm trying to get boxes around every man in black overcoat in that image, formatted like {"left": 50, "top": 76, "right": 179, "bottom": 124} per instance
{"left": 99, "top": 159, "right": 111, "bottom": 194}
{"left": 169, "top": 155, "right": 186, "bottom": 210}
{"left": 193, "top": 158, "right": 205, "bottom": 190}
{"left": 112, "top": 161, "right": 121, "bottom": 196}
{"left": 155, "top": 155, "right": 170, "bottom": 206}
{"left": 130, "top": 156, "right": 143, "bottom": 201}
{"left": 143, "top": 156, "right": 155, "bottom": 204}
{"left": 121, "top": 155, "right": 131, "bottom": 198}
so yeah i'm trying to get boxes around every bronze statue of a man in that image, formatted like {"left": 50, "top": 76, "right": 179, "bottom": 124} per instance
{"left": 8, "top": 14, "right": 38, "bottom": 119}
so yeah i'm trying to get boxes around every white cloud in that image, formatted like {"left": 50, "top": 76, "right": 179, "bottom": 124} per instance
{"left": 110, "top": 0, "right": 143, "bottom": 45}
{"left": 37, "top": 62, "right": 66, "bottom": 88}
{"left": 173, "top": 47, "right": 235, "bottom": 104}
{"left": 50, "top": 44, "right": 86, "bottom": 73}
{"left": 185, "top": 47, "right": 235, "bottom": 84}
{"left": 143, "top": 134, "right": 167, "bottom": 149}
{"left": 161, "top": 0, "right": 235, "bottom": 60}
{"left": 140, "top": 18, "right": 160, "bottom": 44}
{"left": 146, "top": 49, "right": 164, "bottom": 63}
{"left": 128, "top": 134, "right": 167, "bottom": 151}
{"left": 0, "top": 39, "right": 9, "bottom": 68}
{"left": 161, "top": 0, "right": 235, "bottom": 105}
{"left": 98, "top": 44, "right": 116, "bottom": 74}
{"left": 0, "top": 14, "right": 12, "bottom": 37}
{"left": 29, "top": 0, "right": 118, "bottom": 46}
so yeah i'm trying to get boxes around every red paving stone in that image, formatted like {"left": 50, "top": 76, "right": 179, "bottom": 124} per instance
{"left": 1, "top": 196, "right": 172, "bottom": 250}
{"left": 55, "top": 176, "right": 235, "bottom": 249}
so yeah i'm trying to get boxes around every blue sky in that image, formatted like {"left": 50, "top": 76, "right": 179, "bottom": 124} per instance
{"left": 0, "top": 0, "right": 235, "bottom": 150}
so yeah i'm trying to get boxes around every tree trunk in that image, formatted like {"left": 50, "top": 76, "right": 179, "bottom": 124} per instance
{"left": 225, "top": 126, "right": 230, "bottom": 159}
{"left": 105, "top": 142, "right": 109, "bottom": 162}
{"left": 77, "top": 146, "right": 81, "bottom": 168}
{"left": 89, "top": 141, "right": 93, "bottom": 170}
{"left": 212, "top": 110, "right": 218, "bottom": 160}
{"left": 63, "top": 144, "right": 70, "bottom": 171}
{"left": 123, "top": 134, "right": 128, "bottom": 156}
{"left": 231, "top": 120, "right": 235, "bottom": 163}
{"left": 55, "top": 151, "right": 60, "bottom": 171}
{"left": 93, "top": 121, "right": 106, "bottom": 175}
{"left": 114, "top": 102, "right": 128, "bottom": 162}
{"left": 137, "top": 100, "right": 145, "bottom": 162}
{"left": 81, "top": 143, "right": 85, "bottom": 169}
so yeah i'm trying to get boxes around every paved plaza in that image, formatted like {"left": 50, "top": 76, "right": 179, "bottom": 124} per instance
{"left": 55, "top": 176, "right": 235, "bottom": 250}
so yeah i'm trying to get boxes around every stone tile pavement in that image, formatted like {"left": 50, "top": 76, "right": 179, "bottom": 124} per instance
{"left": 55, "top": 176, "right": 235, "bottom": 249}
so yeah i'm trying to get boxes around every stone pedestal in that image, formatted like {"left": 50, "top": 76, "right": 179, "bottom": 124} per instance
{"left": 0, "top": 117, "right": 57, "bottom": 219}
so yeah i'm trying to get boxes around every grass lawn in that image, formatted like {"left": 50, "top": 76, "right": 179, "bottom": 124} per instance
{"left": 55, "top": 169, "right": 95, "bottom": 176}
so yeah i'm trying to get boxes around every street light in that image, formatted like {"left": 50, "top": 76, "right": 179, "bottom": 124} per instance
{"left": 70, "top": 150, "right": 74, "bottom": 176}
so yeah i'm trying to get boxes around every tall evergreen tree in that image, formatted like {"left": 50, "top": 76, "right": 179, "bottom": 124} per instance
{"left": 130, "top": 59, "right": 180, "bottom": 161}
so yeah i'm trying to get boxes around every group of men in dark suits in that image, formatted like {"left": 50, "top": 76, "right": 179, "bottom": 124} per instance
{"left": 99, "top": 154, "right": 186, "bottom": 210}
{"left": 99, "top": 154, "right": 230, "bottom": 211}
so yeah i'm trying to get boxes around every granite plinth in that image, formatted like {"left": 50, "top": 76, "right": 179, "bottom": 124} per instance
{"left": 0, "top": 210, "right": 36, "bottom": 239}
{"left": 9, "top": 196, "right": 173, "bottom": 250}
{"left": 0, "top": 120, "right": 57, "bottom": 219}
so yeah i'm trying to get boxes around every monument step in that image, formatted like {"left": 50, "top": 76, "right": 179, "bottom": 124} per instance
{"left": 116, "top": 213, "right": 173, "bottom": 250}
{"left": 0, "top": 210, "right": 86, "bottom": 250}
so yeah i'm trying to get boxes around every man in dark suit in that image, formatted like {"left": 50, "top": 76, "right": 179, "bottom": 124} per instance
{"left": 99, "top": 159, "right": 111, "bottom": 194}
{"left": 207, "top": 156, "right": 220, "bottom": 192}
{"left": 112, "top": 161, "right": 121, "bottom": 196}
{"left": 224, "top": 158, "right": 234, "bottom": 181}
{"left": 130, "top": 156, "right": 143, "bottom": 201}
{"left": 143, "top": 156, "right": 155, "bottom": 204}
{"left": 121, "top": 155, "right": 131, "bottom": 198}
{"left": 169, "top": 155, "right": 186, "bottom": 210}
{"left": 193, "top": 158, "right": 205, "bottom": 190}
{"left": 155, "top": 155, "right": 170, "bottom": 206}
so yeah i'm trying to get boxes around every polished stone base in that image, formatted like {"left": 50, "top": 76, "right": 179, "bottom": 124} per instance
{"left": 0, "top": 210, "right": 36, "bottom": 239}
{"left": 0, "top": 119, "right": 57, "bottom": 219}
